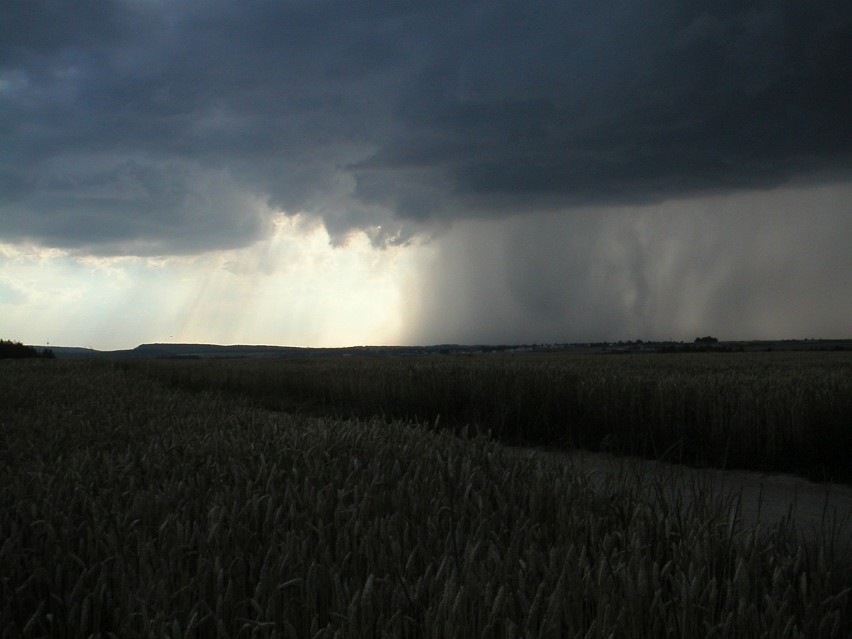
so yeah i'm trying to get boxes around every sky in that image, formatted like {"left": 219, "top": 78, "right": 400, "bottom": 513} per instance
{"left": 1, "top": 1, "right": 851, "bottom": 349}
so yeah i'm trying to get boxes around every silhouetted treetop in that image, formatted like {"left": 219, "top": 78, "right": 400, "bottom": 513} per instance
{"left": 0, "top": 340, "right": 55, "bottom": 359}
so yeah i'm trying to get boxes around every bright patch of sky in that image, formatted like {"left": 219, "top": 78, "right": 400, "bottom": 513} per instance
{"left": 0, "top": 216, "right": 422, "bottom": 350}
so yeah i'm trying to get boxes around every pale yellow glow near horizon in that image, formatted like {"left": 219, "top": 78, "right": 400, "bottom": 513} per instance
{"left": 0, "top": 215, "right": 425, "bottom": 350}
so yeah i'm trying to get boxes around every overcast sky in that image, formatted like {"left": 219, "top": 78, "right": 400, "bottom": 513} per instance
{"left": 2, "top": 1, "right": 850, "bottom": 348}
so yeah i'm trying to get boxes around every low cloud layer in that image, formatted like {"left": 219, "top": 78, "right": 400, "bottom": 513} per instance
{"left": 2, "top": 1, "right": 850, "bottom": 253}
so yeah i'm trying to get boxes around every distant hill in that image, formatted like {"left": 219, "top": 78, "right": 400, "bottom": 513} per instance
{"left": 36, "top": 343, "right": 476, "bottom": 359}
{"left": 36, "top": 342, "right": 564, "bottom": 359}
{"left": 30, "top": 339, "right": 852, "bottom": 360}
{"left": 37, "top": 346, "right": 121, "bottom": 359}
{"left": 38, "top": 343, "right": 325, "bottom": 359}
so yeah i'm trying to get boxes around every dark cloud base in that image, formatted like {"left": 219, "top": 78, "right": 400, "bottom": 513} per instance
{"left": 1, "top": 1, "right": 851, "bottom": 253}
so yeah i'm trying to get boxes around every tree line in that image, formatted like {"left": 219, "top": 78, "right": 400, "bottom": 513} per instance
{"left": 0, "top": 340, "right": 55, "bottom": 359}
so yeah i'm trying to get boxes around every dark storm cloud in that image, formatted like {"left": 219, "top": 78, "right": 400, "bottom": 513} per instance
{"left": 363, "top": 1, "right": 852, "bottom": 214}
{"left": 1, "top": 1, "right": 850, "bottom": 253}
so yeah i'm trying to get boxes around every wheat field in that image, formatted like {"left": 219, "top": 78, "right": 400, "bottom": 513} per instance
{"left": 1, "top": 357, "right": 850, "bottom": 637}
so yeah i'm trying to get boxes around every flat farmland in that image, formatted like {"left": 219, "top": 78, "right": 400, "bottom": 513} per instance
{"left": 145, "top": 351, "right": 852, "bottom": 482}
{"left": 1, "top": 354, "right": 850, "bottom": 637}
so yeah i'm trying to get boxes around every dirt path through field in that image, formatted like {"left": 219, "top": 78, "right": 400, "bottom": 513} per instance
{"left": 509, "top": 445, "right": 852, "bottom": 559}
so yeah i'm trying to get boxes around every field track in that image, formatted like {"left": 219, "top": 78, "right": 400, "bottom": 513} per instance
{"left": 510, "top": 444, "right": 852, "bottom": 559}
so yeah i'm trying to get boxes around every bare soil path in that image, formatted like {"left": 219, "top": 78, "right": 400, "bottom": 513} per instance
{"left": 508, "top": 445, "right": 852, "bottom": 560}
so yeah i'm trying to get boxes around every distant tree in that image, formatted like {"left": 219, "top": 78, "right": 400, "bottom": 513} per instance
{"left": 0, "top": 340, "right": 55, "bottom": 359}
{"left": 694, "top": 336, "right": 719, "bottom": 344}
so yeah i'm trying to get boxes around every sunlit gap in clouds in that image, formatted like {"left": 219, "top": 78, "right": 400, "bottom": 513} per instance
{"left": 171, "top": 214, "right": 417, "bottom": 347}
{"left": 0, "top": 215, "right": 422, "bottom": 350}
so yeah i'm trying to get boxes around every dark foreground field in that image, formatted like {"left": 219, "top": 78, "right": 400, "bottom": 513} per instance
{"left": 1, "top": 355, "right": 850, "bottom": 637}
